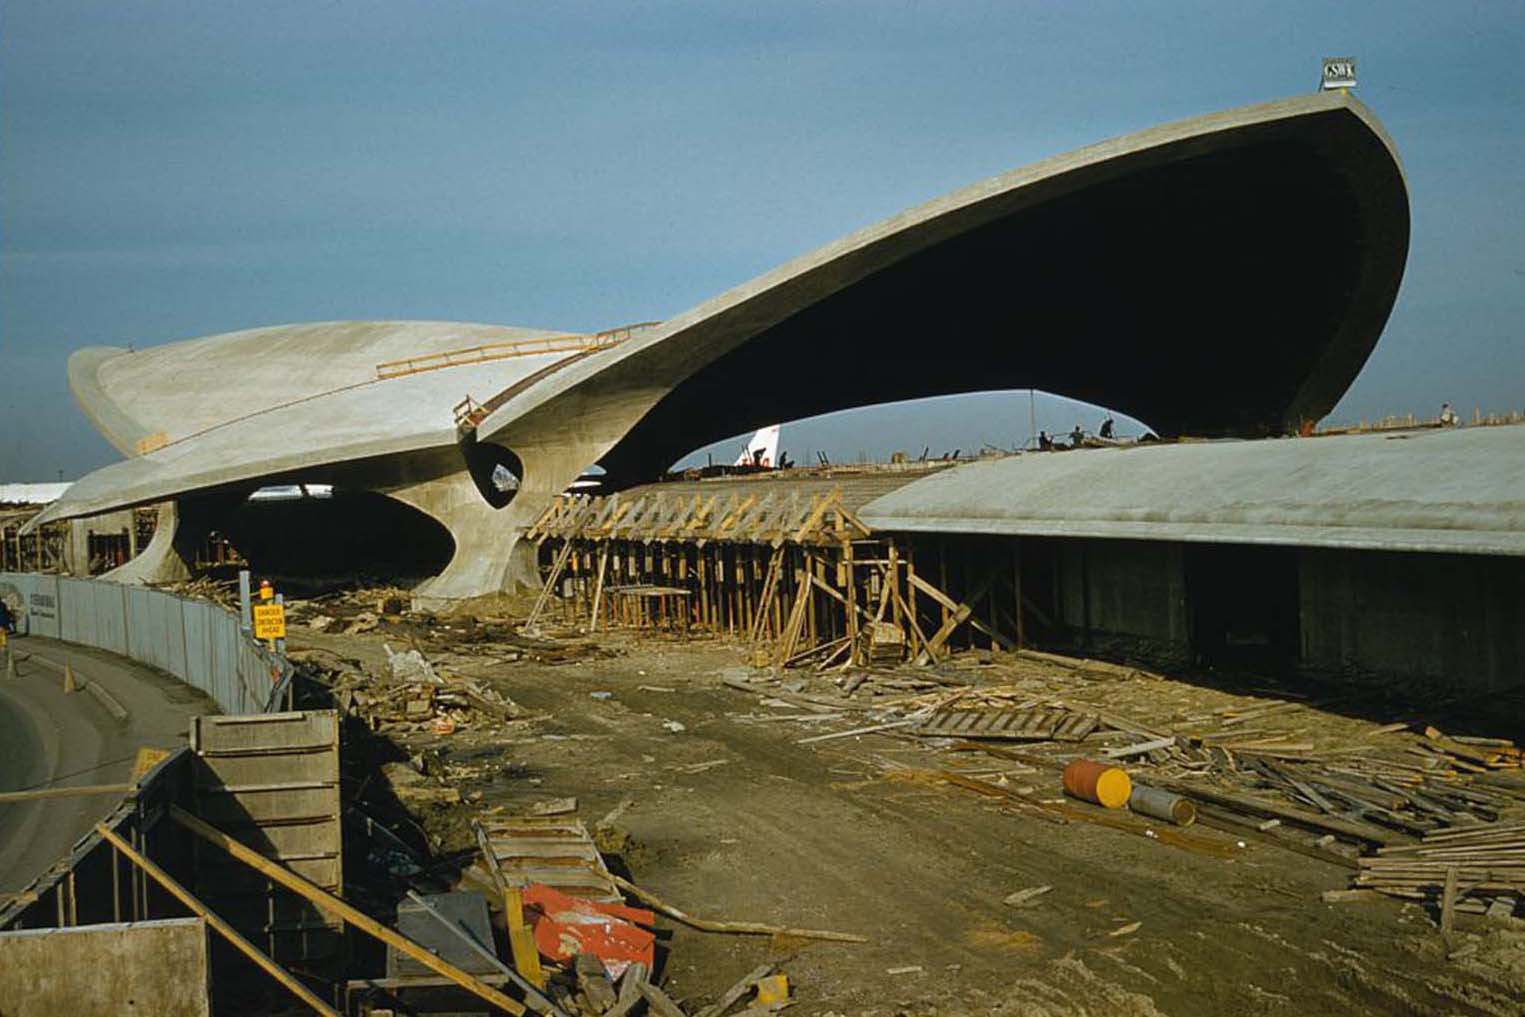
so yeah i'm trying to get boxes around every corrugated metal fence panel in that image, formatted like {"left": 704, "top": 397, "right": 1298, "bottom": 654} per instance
{"left": 91, "top": 582, "right": 129, "bottom": 657}
{"left": 147, "top": 589, "right": 189, "bottom": 678}
{"left": 123, "top": 586, "right": 157, "bottom": 670}
{"left": 209, "top": 610, "right": 248, "bottom": 714}
{"left": 58, "top": 578, "right": 98, "bottom": 646}
{"left": 237, "top": 640, "right": 280, "bottom": 714}
{"left": 0, "top": 573, "right": 286, "bottom": 717}
{"left": 181, "top": 599, "right": 216, "bottom": 706}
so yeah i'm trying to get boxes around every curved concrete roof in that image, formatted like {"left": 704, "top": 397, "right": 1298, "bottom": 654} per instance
{"left": 857, "top": 425, "right": 1525, "bottom": 557}
{"left": 40, "top": 91, "right": 1408, "bottom": 536}
{"left": 36, "top": 321, "right": 574, "bottom": 523}
{"left": 69, "top": 320, "right": 566, "bottom": 455}
{"left": 479, "top": 91, "right": 1408, "bottom": 483}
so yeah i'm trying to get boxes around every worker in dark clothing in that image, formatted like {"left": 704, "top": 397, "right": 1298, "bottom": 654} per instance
{"left": 1038, "top": 430, "right": 1052, "bottom": 451}
{"left": 1100, "top": 416, "right": 1115, "bottom": 439}
{"left": 1070, "top": 425, "right": 1085, "bottom": 447}
{"left": 0, "top": 599, "right": 14, "bottom": 635}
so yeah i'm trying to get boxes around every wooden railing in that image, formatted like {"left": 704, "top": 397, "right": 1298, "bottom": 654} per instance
{"left": 375, "top": 322, "right": 660, "bottom": 380}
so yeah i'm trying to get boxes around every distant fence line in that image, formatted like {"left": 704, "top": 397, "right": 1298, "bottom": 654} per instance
{"left": 0, "top": 572, "right": 287, "bottom": 715}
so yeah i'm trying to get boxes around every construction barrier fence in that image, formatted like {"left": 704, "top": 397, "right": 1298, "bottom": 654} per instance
{"left": 0, "top": 572, "right": 288, "bottom": 715}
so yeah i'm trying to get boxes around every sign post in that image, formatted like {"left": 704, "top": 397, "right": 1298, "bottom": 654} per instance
{"left": 238, "top": 569, "right": 253, "bottom": 634}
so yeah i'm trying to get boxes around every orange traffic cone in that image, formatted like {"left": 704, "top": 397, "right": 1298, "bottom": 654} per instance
{"left": 62, "top": 662, "right": 78, "bottom": 693}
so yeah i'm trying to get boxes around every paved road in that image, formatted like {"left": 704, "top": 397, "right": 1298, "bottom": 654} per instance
{"left": 0, "top": 635, "right": 215, "bottom": 895}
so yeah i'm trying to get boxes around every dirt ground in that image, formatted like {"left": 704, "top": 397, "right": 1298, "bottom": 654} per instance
{"left": 288, "top": 621, "right": 1525, "bottom": 1017}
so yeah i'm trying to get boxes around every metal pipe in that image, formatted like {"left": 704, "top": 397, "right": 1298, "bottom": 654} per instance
{"left": 1129, "top": 785, "right": 1197, "bottom": 826}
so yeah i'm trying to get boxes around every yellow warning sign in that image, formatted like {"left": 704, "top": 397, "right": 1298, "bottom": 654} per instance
{"left": 131, "top": 746, "right": 171, "bottom": 781}
{"left": 252, "top": 602, "right": 286, "bottom": 640}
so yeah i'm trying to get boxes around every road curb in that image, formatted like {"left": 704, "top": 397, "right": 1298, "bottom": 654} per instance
{"left": 83, "top": 681, "right": 130, "bottom": 723}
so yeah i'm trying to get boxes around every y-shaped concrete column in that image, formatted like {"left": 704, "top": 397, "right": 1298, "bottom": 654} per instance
{"left": 389, "top": 443, "right": 600, "bottom": 609}
{"left": 103, "top": 501, "right": 195, "bottom": 585}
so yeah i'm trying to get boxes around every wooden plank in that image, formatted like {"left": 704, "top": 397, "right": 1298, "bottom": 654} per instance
{"left": 96, "top": 823, "right": 340, "bottom": 1017}
{"left": 589, "top": 545, "right": 611, "bottom": 632}
{"left": 0, "top": 783, "right": 131, "bottom": 802}
{"left": 1161, "top": 784, "right": 1399, "bottom": 847}
{"left": 1441, "top": 865, "right": 1458, "bottom": 932}
{"left": 169, "top": 806, "right": 529, "bottom": 1016}
{"left": 525, "top": 540, "right": 576, "bottom": 629}
{"left": 915, "top": 570, "right": 995, "bottom": 664}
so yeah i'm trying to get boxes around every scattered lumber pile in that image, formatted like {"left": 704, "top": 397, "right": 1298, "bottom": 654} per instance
{"left": 152, "top": 575, "right": 241, "bottom": 609}
{"left": 726, "top": 651, "right": 1525, "bottom": 899}
{"left": 1358, "top": 821, "right": 1525, "bottom": 918}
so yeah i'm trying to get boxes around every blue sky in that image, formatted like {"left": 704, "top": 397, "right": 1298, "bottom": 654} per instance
{"left": 2, "top": 1, "right": 1521, "bottom": 478}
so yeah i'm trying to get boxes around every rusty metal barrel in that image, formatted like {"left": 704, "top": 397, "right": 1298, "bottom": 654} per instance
{"left": 1128, "top": 785, "right": 1197, "bottom": 826}
{"left": 1061, "top": 758, "right": 1132, "bottom": 808}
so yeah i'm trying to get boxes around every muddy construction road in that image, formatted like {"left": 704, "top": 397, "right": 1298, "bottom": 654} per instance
{"left": 292, "top": 625, "right": 1525, "bottom": 1017}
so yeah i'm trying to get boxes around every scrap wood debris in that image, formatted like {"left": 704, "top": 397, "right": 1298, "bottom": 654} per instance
{"left": 290, "top": 644, "right": 524, "bottom": 735}
{"left": 724, "top": 651, "right": 1525, "bottom": 909}
{"left": 1358, "top": 820, "right": 1525, "bottom": 916}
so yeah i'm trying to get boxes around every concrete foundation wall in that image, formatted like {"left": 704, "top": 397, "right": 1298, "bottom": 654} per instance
{"left": 1023, "top": 537, "right": 1522, "bottom": 698}
{"left": 1055, "top": 539, "right": 1188, "bottom": 652}
{"left": 1299, "top": 549, "right": 1525, "bottom": 692}
{"left": 0, "top": 917, "right": 211, "bottom": 1017}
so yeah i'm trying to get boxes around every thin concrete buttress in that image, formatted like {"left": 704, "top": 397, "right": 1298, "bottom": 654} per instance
{"left": 389, "top": 444, "right": 603, "bottom": 608}
{"left": 103, "top": 502, "right": 192, "bottom": 585}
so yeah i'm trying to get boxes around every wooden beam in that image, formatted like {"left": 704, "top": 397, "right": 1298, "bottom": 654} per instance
{"left": 168, "top": 806, "right": 529, "bottom": 1016}
{"left": 915, "top": 570, "right": 996, "bottom": 664}
{"left": 94, "top": 823, "right": 340, "bottom": 1017}
{"left": 525, "top": 540, "right": 575, "bottom": 629}
{"left": 0, "top": 784, "right": 131, "bottom": 803}
{"left": 589, "top": 545, "right": 611, "bottom": 632}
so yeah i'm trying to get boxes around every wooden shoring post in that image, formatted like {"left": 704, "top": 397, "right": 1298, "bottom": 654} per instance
{"left": 698, "top": 548, "right": 711, "bottom": 630}
{"left": 802, "top": 548, "right": 816, "bottom": 646}
{"left": 729, "top": 546, "right": 741, "bottom": 636}
{"left": 748, "top": 546, "right": 785, "bottom": 646}
{"left": 1013, "top": 540, "right": 1026, "bottom": 649}
{"left": 870, "top": 560, "right": 892, "bottom": 626}
{"left": 843, "top": 540, "right": 859, "bottom": 666}
{"left": 589, "top": 543, "right": 610, "bottom": 632}
{"left": 915, "top": 567, "right": 997, "bottom": 663}
{"left": 525, "top": 539, "right": 574, "bottom": 630}
{"left": 95, "top": 823, "right": 342, "bottom": 1017}
{"left": 167, "top": 808, "right": 532, "bottom": 1017}
{"left": 987, "top": 548, "right": 1000, "bottom": 652}
{"left": 888, "top": 542, "right": 902, "bottom": 631}
{"left": 774, "top": 566, "right": 814, "bottom": 672}
{"left": 817, "top": 554, "right": 833, "bottom": 641}
{"left": 937, "top": 539, "right": 951, "bottom": 631}
{"left": 892, "top": 583, "right": 934, "bottom": 662}
{"left": 740, "top": 546, "right": 754, "bottom": 637}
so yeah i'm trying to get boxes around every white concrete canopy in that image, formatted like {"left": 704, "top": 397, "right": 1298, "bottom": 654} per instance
{"left": 35, "top": 91, "right": 1411, "bottom": 602}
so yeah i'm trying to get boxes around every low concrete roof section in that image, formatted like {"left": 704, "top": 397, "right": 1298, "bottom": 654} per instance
{"left": 858, "top": 425, "right": 1525, "bottom": 557}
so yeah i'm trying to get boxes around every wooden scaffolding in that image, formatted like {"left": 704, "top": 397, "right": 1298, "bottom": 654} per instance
{"left": 525, "top": 486, "right": 1024, "bottom": 670}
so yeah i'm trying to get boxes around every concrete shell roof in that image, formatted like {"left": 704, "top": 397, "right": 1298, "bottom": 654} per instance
{"left": 857, "top": 425, "right": 1525, "bottom": 557}
{"left": 479, "top": 90, "right": 1408, "bottom": 483}
{"left": 69, "top": 320, "right": 567, "bottom": 455}
{"left": 40, "top": 91, "right": 1409, "bottom": 529}
{"left": 35, "top": 321, "right": 573, "bottom": 524}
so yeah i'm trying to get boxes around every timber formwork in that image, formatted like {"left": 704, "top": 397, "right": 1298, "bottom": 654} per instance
{"left": 526, "top": 488, "right": 1032, "bottom": 670}
{"left": 0, "top": 510, "right": 67, "bottom": 573}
